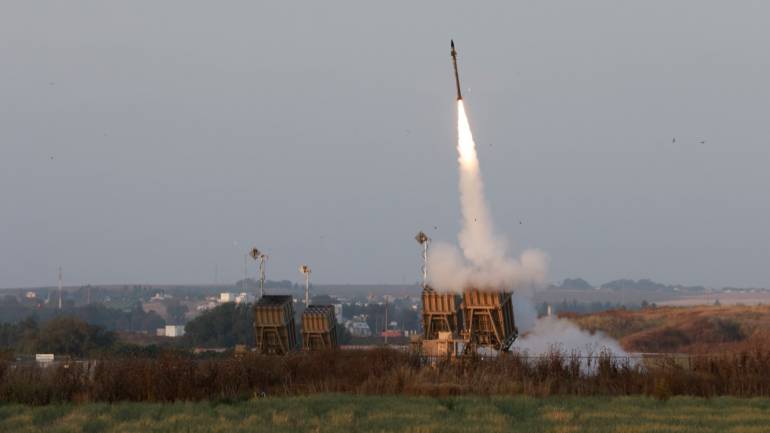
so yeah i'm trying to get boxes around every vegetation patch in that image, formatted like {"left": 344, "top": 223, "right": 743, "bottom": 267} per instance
{"left": 1, "top": 396, "right": 769, "bottom": 433}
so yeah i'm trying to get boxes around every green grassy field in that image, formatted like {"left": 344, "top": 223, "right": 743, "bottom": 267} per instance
{"left": 1, "top": 395, "right": 768, "bottom": 433}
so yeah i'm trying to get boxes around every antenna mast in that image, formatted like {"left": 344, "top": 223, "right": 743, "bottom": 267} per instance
{"left": 250, "top": 248, "right": 267, "bottom": 298}
{"left": 299, "top": 265, "right": 311, "bottom": 307}
{"left": 415, "top": 231, "right": 430, "bottom": 289}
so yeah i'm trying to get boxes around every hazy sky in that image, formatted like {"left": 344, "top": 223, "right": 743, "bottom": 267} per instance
{"left": 2, "top": 1, "right": 769, "bottom": 289}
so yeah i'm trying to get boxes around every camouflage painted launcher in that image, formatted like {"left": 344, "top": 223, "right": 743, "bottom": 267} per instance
{"left": 421, "top": 288, "right": 463, "bottom": 340}
{"left": 461, "top": 288, "right": 518, "bottom": 352}
{"left": 301, "top": 304, "right": 338, "bottom": 350}
{"left": 253, "top": 295, "right": 297, "bottom": 355}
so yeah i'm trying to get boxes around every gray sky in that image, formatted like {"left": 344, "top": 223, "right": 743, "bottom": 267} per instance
{"left": 2, "top": 1, "right": 769, "bottom": 289}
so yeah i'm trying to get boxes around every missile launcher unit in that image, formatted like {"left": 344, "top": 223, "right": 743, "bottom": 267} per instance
{"left": 301, "top": 304, "right": 338, "bottom": 350}
{"left": 461, "top": 288, "right": 517, "bottom": 352}
{"left": 418, "top": 287, "right": 518, "bottom": 358}
{"left": 253, "top": 295, "right": 297, "bottom": 355}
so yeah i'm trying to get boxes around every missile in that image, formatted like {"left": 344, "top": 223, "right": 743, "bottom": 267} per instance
{"left": 450, "top": 39, "right": 462, "bottom": 100}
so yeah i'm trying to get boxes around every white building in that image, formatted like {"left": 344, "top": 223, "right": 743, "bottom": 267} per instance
{"left": 164, "top": 325, "right": 185, "bottom": 337}
{"left": 196, "top": 300, "right": 219, "bottom": 312}
{"left": 35, "top": 354, "right": 54, "bottom": 363}
{"left": 345, "top": 320, "right": 372, "bottom": 338}
{"left": 219, "top": 292, "right": 236, "bottom": 303}
{"left": 235, "top": 292, "right": 255, "bottom": 304}
{"left": 150, "top": 292, "right": 172, "bottom": 301}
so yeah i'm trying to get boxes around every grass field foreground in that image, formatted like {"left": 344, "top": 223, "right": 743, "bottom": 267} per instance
{"left": 0, "top": 395, "right": 769, "bottom": 433}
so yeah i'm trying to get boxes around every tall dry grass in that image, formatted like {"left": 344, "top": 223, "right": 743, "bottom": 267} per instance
{"left": 2, "top": 348, "right": 770, "bottom": 403}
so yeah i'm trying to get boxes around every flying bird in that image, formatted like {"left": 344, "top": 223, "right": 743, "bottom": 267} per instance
{"left": 672, "top": 137, "right": 676, "bottom": 143}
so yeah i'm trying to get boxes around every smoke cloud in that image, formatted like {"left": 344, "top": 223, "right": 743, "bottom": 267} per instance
{"left": 511, "top": 298, "right": 627, "bottom": 357}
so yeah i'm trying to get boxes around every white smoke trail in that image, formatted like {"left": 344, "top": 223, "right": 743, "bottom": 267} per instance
{"left": 428, "top": 99, "right": 629, "bottom": 359}
{"left": 428, "top": 100, "right": 547, "bottom": 292}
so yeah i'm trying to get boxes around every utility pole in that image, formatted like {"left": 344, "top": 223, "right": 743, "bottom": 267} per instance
{"left": 57, "top": 266, "right": 63, "bottom": 310}
{"left": 384, "top": 296, "right": 389, "bottom": 345}
{"left": 243, "top": 254, "right": 248, "bottom": 293}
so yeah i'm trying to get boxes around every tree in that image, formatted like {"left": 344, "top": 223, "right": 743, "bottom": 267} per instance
{"left": 184, "top": 303, "right": 254, "bottom": 348}
{"left": 34, "top": 317, "right": 115, "bottom": 357}
{"left": 561, "top": 278, "right": 592, "bottom": 290}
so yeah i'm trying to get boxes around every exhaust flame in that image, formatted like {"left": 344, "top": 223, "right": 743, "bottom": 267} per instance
{"left": 457, "top": 101, "right": 478, "bottom": 169}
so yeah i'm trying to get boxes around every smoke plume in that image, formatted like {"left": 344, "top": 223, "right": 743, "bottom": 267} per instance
{"left": 510, "top": 297, "right": 627, "bottom": 357}
{"left": 428, "top": 100, "right": 547, "bottom": 292}
{"left": 428, "top": 100, "right": 629, "bottom": 358}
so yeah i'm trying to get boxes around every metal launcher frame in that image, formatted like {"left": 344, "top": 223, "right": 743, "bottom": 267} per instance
{"left": 301, "top": 304, "right": 338, "bottom": 350}
{"left": 460, "top": 289, "right": 518, "bottom": 352}
{"left": 253, "top": 295, "right": 297, "bottom": 355}
{"left": 421, "top": 288, "right": 463, "bottom": 340}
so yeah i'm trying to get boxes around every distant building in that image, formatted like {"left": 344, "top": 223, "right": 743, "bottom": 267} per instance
{"left": 150, "top": 292, "right": 172, "bottom": 301}
{"left": 196, "top": 300, "right": 218, "bottom": 312}
{"left": 35, "top": 354, "right": 54, "bottom": 364}
{"left": 345, "top": 319, "right": 372, "bottom": 338}
{"left": 25, "top": 291, "right": 37, "bottom": 299}
{"left": 164, "top": 325, "right": 185, "bottom": 337}
{"left": 219, "top": 292, "right": 236, "bottom": 303}
{"left": 235, "top": 292, "right": 255, "bottom": 304}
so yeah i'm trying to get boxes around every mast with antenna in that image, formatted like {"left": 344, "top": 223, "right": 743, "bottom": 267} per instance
{"left": 299, "top": 265, "right": 311, "bottom": 307}
{"left": 250, "top": 248, "right": 267, "bottom": 298}
{"left": 415, "top": 231, "right": 430, "bottom": 290}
